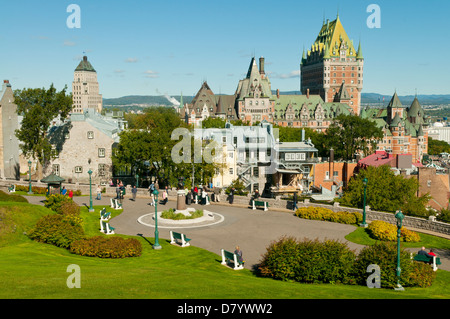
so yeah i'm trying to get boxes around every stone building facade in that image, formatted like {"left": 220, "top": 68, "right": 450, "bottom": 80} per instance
{"left": 43, "top": 109, "right": 122, "bottom": 185}
{"left": 0, "top": 80, "right": 20, "bottom": 179}
{"left": 72, "top": 56, "right": 103, "bottom": 114}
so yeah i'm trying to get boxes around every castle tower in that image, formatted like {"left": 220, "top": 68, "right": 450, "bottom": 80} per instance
{"left": 301, "top": 14, "right": 363, "bottom": 115}
{"left": 72, "top": 56, "right": 103, "bottom": 113}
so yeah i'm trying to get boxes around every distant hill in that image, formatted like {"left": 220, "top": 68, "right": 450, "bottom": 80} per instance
{"left": 103, "top": 92, "right": 450, "bottom": 107}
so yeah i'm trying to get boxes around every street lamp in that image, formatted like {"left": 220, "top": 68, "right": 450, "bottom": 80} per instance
{"left": 360, "top": 177, "right": 368, "bottom": 227}
{"left": 394, "top": 209, "right": 405, "bottom": 291}
{"left": 27, "top": 160, "right": 33, "bottom": 195}
{"left": 153, "top": 189, "right": 161, "bottom": 250}
{"left": 88, "top": 169, "right": 94, "bottom": 212}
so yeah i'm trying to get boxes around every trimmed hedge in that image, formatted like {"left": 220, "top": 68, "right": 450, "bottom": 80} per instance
{"left": 258, "top": 236, "right": 357, "bottom": 284}
{"left": 353, "top": 242, "right": 435, "bottom": 288}
{"left": 69, "top": 236, "right": 142, "bottom": 258}
{"left": 295, "top": 206, "right": 362, "bottom": 225}
{"left": 259, "top": 237, "right": 436, "bottom": 288}
{"left": 367, "top": 220, "right": 420, "bottom": 242}
{"left": 28, "top": 214, "right": 85, "bottom": 249}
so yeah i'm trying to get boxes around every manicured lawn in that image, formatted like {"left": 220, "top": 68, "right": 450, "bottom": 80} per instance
{"left": 345, "top": 226, "right": 450, "bottom": 250}
{"left": 0, "top": 200, "right": 449, "bottom": 299}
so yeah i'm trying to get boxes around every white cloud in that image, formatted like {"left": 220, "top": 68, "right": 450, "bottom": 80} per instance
{"left": 125, "top": 57, "right": 138, "bottom": 63}
{"left": 144, "top": 70, "right": 159, "bottom": 78}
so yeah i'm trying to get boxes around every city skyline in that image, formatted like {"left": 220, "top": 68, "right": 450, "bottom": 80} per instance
{"left": 0, "top": 0, "right": 448, "bottom": 99}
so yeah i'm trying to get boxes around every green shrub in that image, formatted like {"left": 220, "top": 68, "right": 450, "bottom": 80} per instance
{"left": 437, "top": 209, "right": 450, "bottom": 223}
{"left": 352, "top": 242, "right": 435, "bottom": 288}
{"left": 295, "top": 206, "right": 362, "bottom": 225}
{"left": 28, "top": 214, "right": 85, "bottom": 249}
{"left": 367, "top": 220, "right": 420, "bottom": 242}
{"left": 161, "top": 208, "right": 203, "bottom": 220}
{"left": 15, "top": 185, "right": 48, "bottom": 194}
{"left": 258, "top": 236, "right": 357, "bottom": 284}
{"left": 69, "top": 236, "right": 142, "bottom": 258}
{"left": 44, "top": 194, "right": 73, "bottom": 212}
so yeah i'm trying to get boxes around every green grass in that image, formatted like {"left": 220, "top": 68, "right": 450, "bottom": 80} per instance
{"left": 0, "top": 197, "right": 449, "bottom": 299}
{"left": 345, "top": 227, "right": 450, "bottom": 250}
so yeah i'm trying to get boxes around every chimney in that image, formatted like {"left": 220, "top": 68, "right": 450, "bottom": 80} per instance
{"left": 3, "top": 80, "right": 9, "bottom": 84}
{"left": 276, "top": 89, "right": 280, "bottom": 99}
{"left": 259, "top": 56, "right": 265, "bottom": 75}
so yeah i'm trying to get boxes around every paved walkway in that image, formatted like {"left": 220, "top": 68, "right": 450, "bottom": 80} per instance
{"left": 24, "top": 194, "right": 450, "bottom": 271}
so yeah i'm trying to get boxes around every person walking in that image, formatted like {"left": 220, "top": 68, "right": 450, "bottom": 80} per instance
{"left": 96, "top": 185, "right": 102, "bottom": 200}
{"left": 229, "top": 187, "right": 235, "bottom": 204}
{"left": 293, "top": 191, "right": 298, "bottom": 211}
{"left": 68, "top": 189, "right": 73, "bottom": 200}
{"left": 131, "top": 185, "right": 137, "bottom": 201}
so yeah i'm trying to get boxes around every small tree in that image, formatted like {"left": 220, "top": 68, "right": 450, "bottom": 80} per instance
{"left": 14, "top": 84, "right": 73, "bottom": 179}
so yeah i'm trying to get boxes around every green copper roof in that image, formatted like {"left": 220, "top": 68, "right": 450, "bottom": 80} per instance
{"left": 75, "top": 56, "right": 96, "bottom": 72}
{"left": 356, "top": 41, "right": 363, "bottom": 60}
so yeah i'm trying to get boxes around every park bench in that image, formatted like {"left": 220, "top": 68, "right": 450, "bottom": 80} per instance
{"left": 221, "top": 249, "right": 244, "bottom": 270}
{"left": 170, "top": 231, "right": 191, "bottom": 247}
{"left": 99, "top": 208, "right": 111, "bottom": 221}
{"left": 7, "top": 185, "right": 15, "bottom": 193}
{"left": 413, "top": 254, "right": 441, "bottom": 271}
{"left": 100, "top": 220, "right": 115, "bottom": 235}
{"left": 110, "top": 198, "right": 123, "bottom": 210}
{"left": 252, "top": 200, "right": 269, "bottom": 211}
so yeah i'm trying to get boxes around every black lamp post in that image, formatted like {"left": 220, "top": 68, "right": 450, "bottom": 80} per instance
{"left": 394, "top": 210, "right": 405, "bottom": 291}
{"left": 360, "top": 177, "right": 368, "bottom": 227}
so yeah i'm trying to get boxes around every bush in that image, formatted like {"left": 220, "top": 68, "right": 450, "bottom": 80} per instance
{"left": 44, "top": 194, "right": 73, "bottom": 212}
{"left": 258, "top": 236, "right": 357, "bottom": 284}
{"left": 161, "top": 208, "right": 203, "bottom": 220}
{"left": 28, "top": 214, "right": 85, "bottom": 249}
{"left": 15, "top": 185, "right": 48, "bottom": 194}
{"left": 367, "top": 220, "right": 420, "bottom": 242}
{"left": 295, "top": 206, "right": 362, "bottom": 225}
{"left": 353, "top": 242, "right": 435, "bottom": 288}
{"left": 437, "top": 209, "right": 450, "bottom": 223}
{"left": 69, "top": 236, "right": 142, "bottom": 258}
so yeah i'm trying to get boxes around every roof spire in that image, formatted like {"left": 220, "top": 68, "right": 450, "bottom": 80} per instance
{"left": 356, "top": 40, "right": 363, "bottom": 60}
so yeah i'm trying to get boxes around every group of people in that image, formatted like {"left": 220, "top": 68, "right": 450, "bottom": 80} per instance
{"left": 184, "top": 185, "right": 215, "bottom": 205}
{"left": 418, "top": 246, "right": 438, "bottom": 258}
{"left": 148, "top": 181, "right": 169, "bottom": 205}
{"left": 61, "top": 186, "right": 73, "bottom": 199}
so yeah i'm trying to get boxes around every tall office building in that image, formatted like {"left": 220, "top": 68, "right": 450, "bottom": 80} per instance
{"left": 301, "top": 14, "right": 364, "bottom": 115}
{"left": 72, "top": 56, "right": 103, "bottom": 113}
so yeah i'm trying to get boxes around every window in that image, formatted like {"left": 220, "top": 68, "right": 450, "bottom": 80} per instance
{"left": 75, "top": 166, "right": 83, "bottom": 173}
{"left": 52, "top": 164, "right": 60, "bottom": 176}
{"left": 229, "top": 168, "right": 234, "bottom": 175}
{"left": 98, "top": 164, "right": 106, "bottom": 176}
{"left": 325, "top": 171, "right": 330, "bottom": 179}
{"left": 87, "top": 131, "right": 94, "bottom": 139}
{"left": 333, "top": 171, "right": 339, "bottom": 177}
{"left": 98, "top": 148, "right": 106, "bottom": 157}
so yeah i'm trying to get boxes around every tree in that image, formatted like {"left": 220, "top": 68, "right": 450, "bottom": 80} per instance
{"left": 339, "top": 165, "right": 430, "bottom": 215}
{"left": 14, "top": 84, "right": 73, "bottom": 178}
{"left": 325, "top": 114, "right": 383, "bottom": 161}
{"left": 113, "top": 107, "right": 219, "bottom": 187}
{"left": 427, "top": 137, "right": 450, "bottom": 155}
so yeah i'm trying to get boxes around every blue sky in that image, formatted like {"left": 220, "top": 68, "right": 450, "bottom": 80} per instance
{"left": 0, "top": 0, "right": 448, "bottom": 99}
